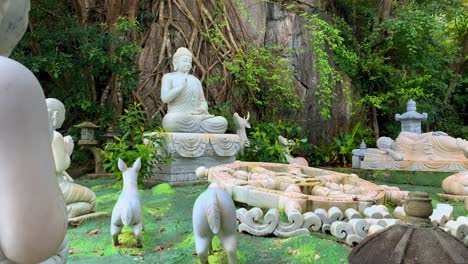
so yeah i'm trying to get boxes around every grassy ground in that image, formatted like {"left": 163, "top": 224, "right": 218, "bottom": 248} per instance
{"left": 67, "top": 172, "right": 466, "bottom": 264}
{"left": 67, "top": 178, "right": 351, "bottom": 264}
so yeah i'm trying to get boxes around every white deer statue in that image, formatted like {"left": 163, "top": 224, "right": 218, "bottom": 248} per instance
{"left": 192, "top": 183, "right": 238, "bottom": 264}
{"left": 111, "top": 158, "right": 143, "bottom": 248}
{"left": 233, "top": 112, "right": 250, "bottom": 154}
{"left": 278, "top": 135, "right": 309, "bottom": 167}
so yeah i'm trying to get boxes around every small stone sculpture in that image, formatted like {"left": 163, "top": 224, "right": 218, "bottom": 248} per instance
{"left": 278, "top": 135, "right": 309, "bottom": 166}
{"left": 111, "top": 158, "right": 143, "bottom": 248}
{"left": 233, "top": 112, "right": 250, "bottom": 154}
{"left": 47, "top": 98, "right": 98, "bottom": 219}
{"left": 440, "top": 171, "right": 468, "bottom": 210}
{"left": 161, "top": 47, "right": 228, "bottom": 133}
{"left": 395, "top": 99, "right": 428, "bottom": 134}
{"left": 192, "top": 183, "right": 237, "bottom": 264}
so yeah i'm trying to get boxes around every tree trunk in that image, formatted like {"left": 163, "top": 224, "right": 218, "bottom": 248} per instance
{"left": 371, "top": 106, "right": 380, "bottom": 139}
{"left": 379, "top": 0, "right": 392, "bottom": 22}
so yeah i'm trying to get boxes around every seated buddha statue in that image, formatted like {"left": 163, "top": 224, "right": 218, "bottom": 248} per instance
{"left": 161, "top": 47, "right": 228, "bottom": 133}
{"left": 46, "top": 98, "right": 97, "bottom": 218}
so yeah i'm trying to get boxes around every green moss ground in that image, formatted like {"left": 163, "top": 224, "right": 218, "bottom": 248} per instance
{"left": 68, "top": 175, "right": 466, "bottom": 263}
{"left": 68, "top": 178, "right": 351, "bottom": 263}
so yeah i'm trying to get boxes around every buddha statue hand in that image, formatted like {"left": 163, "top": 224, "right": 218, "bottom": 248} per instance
{"left": 63, "top": 135, "right": 74, "bottom": 156}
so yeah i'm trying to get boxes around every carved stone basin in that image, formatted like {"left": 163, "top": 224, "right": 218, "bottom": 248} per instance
{"left": 207, "top": 161, "right": 385, "bottom": 212}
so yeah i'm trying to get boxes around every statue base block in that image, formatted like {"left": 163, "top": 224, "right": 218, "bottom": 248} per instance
{"left": 145, "top": 132, "right": 240, "bottom": 186}
{"left": 361, "top": 160, "right": 468, "bottom": 172}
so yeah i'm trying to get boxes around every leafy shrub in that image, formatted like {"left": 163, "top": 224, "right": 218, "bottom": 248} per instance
{"left": 102, "top": 102, "right": 171, "bottom": 183}
{"left": 225, "top": 46, "right": 303, "bottom": 120}
{"left": 308, "top": 121, "right": 375, "bottom": 167}
{"left": 239, "top": 122, "right": 309, "bottom": 163}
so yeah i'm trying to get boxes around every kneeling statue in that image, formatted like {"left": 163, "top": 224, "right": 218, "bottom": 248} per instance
{"left": 47, "top": 98, "right": 97, "bottom": 219}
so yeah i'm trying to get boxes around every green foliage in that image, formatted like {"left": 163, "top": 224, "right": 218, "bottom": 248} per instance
{"left": 239, "top": 122, "right": 309, "bottom": 163}
{"left": 301, "top": 13, "right": 356, "bottom": 119}
{"left": 309, "top": 121, "right": 375, "bottom": 167}
{"left": 332, "top": 0, "right": 466, "bottom": 137}
{"left": 101, "top": 103, "right": 171, "bottom": 182}
{"left": 225, "top": 46, "right": 303, "bottom": 120}
{"left": 12, "top": 1, "right": 141, "bottom": 130}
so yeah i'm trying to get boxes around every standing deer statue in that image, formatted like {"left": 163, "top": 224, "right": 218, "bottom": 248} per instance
{"left": 111, "top": 158, "right": 143, "bottom": 248}
{"left": 192, "top": 183, "right": 237, "bottom": 264}
{"left": 233, "top": 112, "right": 250, "bottom": 154}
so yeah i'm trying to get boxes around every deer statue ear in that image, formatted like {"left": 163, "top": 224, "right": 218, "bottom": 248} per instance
{"left": 118, "top": 158, "right": 127, "bottom": 172}
{"left": 133, "top": 158, "right": 142, "bottom": 172}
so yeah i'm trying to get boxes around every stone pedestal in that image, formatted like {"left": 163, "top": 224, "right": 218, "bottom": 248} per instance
{"left": 145, "top": 132, "right": 240, "bottom": 185}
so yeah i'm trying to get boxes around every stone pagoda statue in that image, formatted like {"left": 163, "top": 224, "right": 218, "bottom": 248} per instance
{"left": 395, "top": 99, "right": 428, "bottom": 134}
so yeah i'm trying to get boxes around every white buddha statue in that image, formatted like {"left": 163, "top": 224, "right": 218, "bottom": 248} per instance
{"left": 161, "top": 47, "right": 228, "bottom": 133}
{"left": 0, "top": 1, "right": 68, "bottom": 262}
{"left": 371, "top": 132, "right": 468, "bottom": 161}
{"left": 47, "top": 98, "right": 97, "bottom": 218}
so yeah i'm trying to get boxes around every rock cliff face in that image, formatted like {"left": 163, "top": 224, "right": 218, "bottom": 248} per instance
{"left": 237, "top": 0, "right": 354, "bottom": 144}
{"left": 136, "top": 0, "right": 355, "bottom": 145}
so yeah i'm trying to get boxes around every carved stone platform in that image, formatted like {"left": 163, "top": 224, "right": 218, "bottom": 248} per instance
{"left": 145, "top": 132, "right": 240, "bottom": 186}
{"left": 361, "top": 160, "right": 468, "bottom": 172}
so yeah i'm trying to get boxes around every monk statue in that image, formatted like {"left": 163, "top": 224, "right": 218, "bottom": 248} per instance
{"left": 0, "top": 1, "right": 69, "bottom": 262}
{"left": 47, "top": 98, "right": 97, "bottom": 219}
{"left": 372, "top": 132, "right": 468, "bottom": 161}
{"left": 161, "top": 47, "right": 228, "bottom": 133}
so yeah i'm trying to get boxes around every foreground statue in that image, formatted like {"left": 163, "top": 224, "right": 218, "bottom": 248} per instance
{"left": 361, "top": 131, "right": 468, "bottom": 171}
{"left": 0, "top": 1, "right": 68, "bottom": 262}
{"left": 192, "top": 183, "right": 237, "bottom": 264}
{"left": 161, "top": 47, "right": 228, "bottom": 133}
{"left": 47, "top": 98, "right": 97, "bottom": 219}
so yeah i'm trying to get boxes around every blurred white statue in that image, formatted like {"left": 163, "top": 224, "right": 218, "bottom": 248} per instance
{"left": 0, "top": 1, "right": 68, "bottom": 263}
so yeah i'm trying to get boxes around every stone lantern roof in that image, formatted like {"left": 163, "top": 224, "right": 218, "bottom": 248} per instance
{"left": 348, "top": 192, "right": 468, "bottom": 264}
{"left": 74, "top": 121, "right": 100, "bottom": 129}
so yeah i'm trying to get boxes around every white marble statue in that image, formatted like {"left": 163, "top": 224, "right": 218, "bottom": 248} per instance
{"left": 278, "top": 135, "right": 309, "bottom": 166}
{"left": 111, "top": 158, "right": 143, "bottom": 248}
{"left": 47, "top": 98, "right": 97, "bottom": 218}
{"left": 442, "top": 171, "right": 468, "bottom": 197}
{"left": 161, "top": 47, "right": 228, "bottom": 133}
{"left": 233, "top": 112, "right": 250, "bottom": 154}
{"left": 192, "top": 183, "right": 237, "bottom": 264}
{"left": 0, "top": 0, "right": 29, "bottom": 57}
{"left": 0, "top": 1, "right": 68, "bottom": 262}
{"left": 370, "top": 132, "right": 468, "bottom": 161}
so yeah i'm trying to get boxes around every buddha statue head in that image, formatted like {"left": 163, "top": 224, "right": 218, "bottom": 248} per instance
{"left": 377, "top": 137, "right": 394, "bottom": 150}
{"left": 46, "top": 98, "right": 66, "bottom": 130}
{"left": 0, "top": 0, "right": 30, "bottom": 57}
{"left": 172, "top": 47, "right": 192, "bottom": 73}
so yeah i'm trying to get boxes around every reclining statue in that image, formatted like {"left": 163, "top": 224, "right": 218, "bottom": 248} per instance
{"left": 0, "top": 1, "right": 68, "bottom": 262}
{"left": 161, "top": 47, "right": 228, "bottom": 133}
{"left": 369, "top": 132, "right": 468, "bottom": 161}
{"left": 362, "top": 131, "right": 468, "bottom": 171}
{"left": 47, "top": 98, "right": 97, "bottom": 219}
